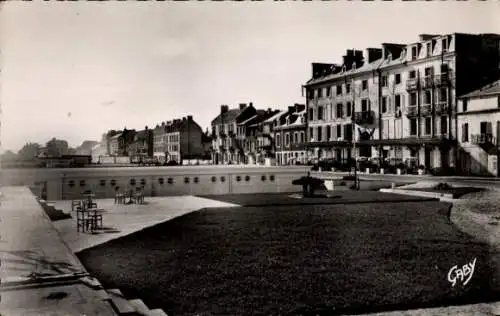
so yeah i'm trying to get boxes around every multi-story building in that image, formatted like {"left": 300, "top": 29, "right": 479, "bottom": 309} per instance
{"left": 127, "top": 126, "right": 154, "bottom": 161}
{"left": 240, "top": 108, "right": 279, "bottom": 165}
{"left": 107, "top": 128, "right": 136, "bottom": 156}
{"left": 151, "top": 116, "right": 205, "bottom": 164}
{"left": 45, "top": 138, "right": 70, "bottom": 158}
{"left": 273, "top": 103, "right": 307, "bottom": 165}
{"left": 457, "top": 79, "right": 500, "bottom": 176}
{"left": 304, "top": 33, "right": 500, "bottom": 173}
{"left": 211, "top": 103, "right": 258, "bottom": 164}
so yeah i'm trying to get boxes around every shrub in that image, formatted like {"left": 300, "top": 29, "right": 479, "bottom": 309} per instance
{"left": 418, "top": 165, "right": 425, "bottom": 170}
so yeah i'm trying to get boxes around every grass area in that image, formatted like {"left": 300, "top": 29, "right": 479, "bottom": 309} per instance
{"left": 77, "top": 199, "right": 500, "bottom": 316}
{"left": 404, "top": 187, "right": 484, "bottom": 199}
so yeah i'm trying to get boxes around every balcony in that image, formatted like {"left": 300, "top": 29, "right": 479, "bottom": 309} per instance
{"left": 421, "top": 76, "right": 434, "bottom": 89}
{"left": 421, "top": 104, "right": 432, "bottom": 116}
{"left": 353, "top": 111, "right": 375, "bottom": 125}
{"left": 406, "top": 78, "right": 419, "bottom": 91}
{"left": 435, "top": 101, "right": 448, "bottom": 114}
{"left": 434, "top": 73, "right": 450, "bottom": 86}
{"left": 471, "top": 133, "right": 496, "bottom": 145}
{"left": 405, "top": 105, "right": 418, "bottom": 117}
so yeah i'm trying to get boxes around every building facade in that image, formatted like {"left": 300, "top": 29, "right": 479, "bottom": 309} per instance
{"left": 128, "top": 127, "right": 153, "bottom": 162}
{"left": 457, "top": 80, "right": 500, "bottom": 176}
{"left": 240, "top": 108, "right": 279, "bottom": 165}
{"left": 304, "top": 33, "right": 500, "bottom": 173}
{"left": 273, "top": 104, "right": 307, "bottom": 165}
{"left": 211, "top": 103, "right": 258, "bottom": 164}
{"left": 152, "top": 116, "right": 205, "bottom": 164}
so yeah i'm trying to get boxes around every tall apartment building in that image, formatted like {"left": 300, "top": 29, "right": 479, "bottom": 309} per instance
{"left": 239, "top": 108, "right": 279, "bottom": 165}
{"left": 304, "top": 33, "right": 500, "bottom": 172}
{"left": 457, "top": 80, "right": 500, "bottom": 176}
{"left": 211, "top": 103, "right": 258, "bottom": 164}
{"left": 152, "top": 116, "right": 205, "bottom": 164}
{"left": 273, "top": 104, "right": 307, "bottom": 165}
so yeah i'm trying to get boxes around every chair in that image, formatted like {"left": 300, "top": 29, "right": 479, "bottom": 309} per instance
{"left": 76, "top": 207, "right": 92, "bottom": 232}
{"left": 71, "top": 200, "right": 81, "bottom": 212}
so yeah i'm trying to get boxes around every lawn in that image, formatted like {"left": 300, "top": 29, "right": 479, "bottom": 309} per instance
{"left": 77, "top": 199, "right": 500, "bottom": 316}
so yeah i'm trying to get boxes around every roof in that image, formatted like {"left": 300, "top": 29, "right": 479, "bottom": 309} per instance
{"left": 264, "top": 110, "right": 286, "bottom": 123}
{"left": 211, "top": 108, "right": 244, "bottom": 125}
{"left": 305, "top": 55, "right": 405, "bottom": 86}
{"left": 460, "top": 79, "right": 500, "bottom": 99}
{"left": 109, "top": 133, "right": 122, "bottom": 139}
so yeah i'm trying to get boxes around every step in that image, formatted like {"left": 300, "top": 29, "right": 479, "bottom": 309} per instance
{"left": 128, "top": 299, "right": 150, "bottom": 315}
{"left": 107, "top": 288, "right": 136, "bottom": 315}
{"left": 96, "top": 289, "right": 111, "bottom": 301}
{"left": 149, "top": 309, "right": 169, "bottom": 316}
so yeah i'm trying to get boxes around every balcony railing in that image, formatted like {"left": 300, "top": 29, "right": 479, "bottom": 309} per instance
{"left": 435, "top": 101, "right": 448, "bottom": 114}
{"left": 434, "top": 73, "right": 450, "bottom": 86}
{"left": 422, "top": 76, "right": 434, "bottom": 89}
{"left": 405, "top": 105, "right": 418, "bottom": 117}
{"left": 471, "top": 133, "right": 496, "bottom": 145}
{"left": 353, "top": 111, "right": 375, "bottom": 125}
{"left": 406, "top": 78, "right": 419, "bottom": 90}
{"left": 421, "top": 104, "right": 432, "bottom": 116}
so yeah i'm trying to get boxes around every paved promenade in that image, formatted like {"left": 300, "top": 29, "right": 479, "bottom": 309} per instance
{"left": 0, "top": 186, "right": 116, "bottom": 316}
{"left": 52, "top": 196, "right": 238, "bottom": 253}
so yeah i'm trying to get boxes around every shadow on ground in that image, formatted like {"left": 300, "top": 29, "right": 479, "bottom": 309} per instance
{"left": 77, "top": 193, "right": 500, "bottom": 316}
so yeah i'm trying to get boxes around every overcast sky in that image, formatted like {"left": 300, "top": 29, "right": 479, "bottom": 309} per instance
{"left": 1, "top": 2, "right": 499, "bottom": 153}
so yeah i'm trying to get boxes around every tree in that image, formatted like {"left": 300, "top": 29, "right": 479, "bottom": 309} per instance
{"left": 1, "top": 150, "right": 18, "bottom": 162}
{"left": 17, "top": 142, "right": 41, "bottom": 161}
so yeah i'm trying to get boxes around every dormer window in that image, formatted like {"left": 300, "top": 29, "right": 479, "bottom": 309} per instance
{"left": 426, "top": 42, "right": 432, "bottom": 57}
{"left": 342, "top": 65, "right": 347, "bottom": 73}
{"left": 387, "top": 53, "right": 392, "bottom": 61}
{"left": 352, "top": 62, "right": 357, "bottom": 70}
{"left": 411, "top": 46, "right": 418, "bottom": 60}
{"left": 442, "top": 38, "right": 448, "bottom": 52}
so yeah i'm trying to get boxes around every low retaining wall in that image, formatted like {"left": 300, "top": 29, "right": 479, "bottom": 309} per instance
{"left": 380, "top": 188, "right": 454, "bottom": 200}
{"left": 2, "top": 166, "right": 310, "bottom": 200}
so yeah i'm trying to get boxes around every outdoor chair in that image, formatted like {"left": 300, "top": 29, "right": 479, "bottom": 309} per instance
{"left": 71, "top": 200, "right": 82, "bottom": 212}
{"left": 115, "top": 192, "right": 126, "bottom": 204}
{"left": 135, "top": 191, "right": 144, "bottom": 204}
{"left": 76, "top": 207, "right": 93, "bottom": 232}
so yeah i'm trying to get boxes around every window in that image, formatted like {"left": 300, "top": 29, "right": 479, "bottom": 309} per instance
{"left": 424, "top": 67, "right": 433, "bottom": 78}
{"left": 498, "top": 96, "right": 500, "bottom": 108}
{"left": 410, "top": 119, "right": 417, "bottom": 136}
{"left": 326, "top": 87, "right": 331, "bottom": 97}
{"left": 309, "top": 108, "right": 314, "bottom": 121}
{"left": 336, "top": 125, "right": 342, "bottom": 139}
{"left": 300, "top": 132, "right": 305, "bottom": 143}
{"left": 439, "top": 88, "right": 447, "bottom": 102}
{"left": 261, "top": 175, "right": 267, "bottom": 181}
{"left": 336, "top": 85, "right": 342, "bottom": 95}
{"left": 275, "top": 134, "right": 281, "bottom": 147}
{"left": 382, "top": 97, "right": 388, "bottom": 113}
{"left": 346, "top": 83, "right": 351, "bottom": 93}
{"left": 317, "top": 127, "right": 322, "bottom": 142}
{"left": 361, "top": 99, "right": 369, "bottom": 112}
{"left": 410, "top": 92, "right": 417, "bottom": 106}
{"left": 425, "top": 117, "right": 431, "bottom": 135}
{"left": 462, "top": 123, "right": 469, "bottom": 142}
{"left": 294, "top": 132, "right": 298, "bottom": 144}
{"left": 68, "top": 180, "right": 75, "bottom": 188}
{"left": 318, "top": 88, "right": 323, "bottom": 98}
{"left": 409, "top": 70, "right": 416, "bottom": 79}
{"left": 308, "top": 90, "right": 314, "bottom": 99}
{"left": 463, "top": 99, "right": 468, "bottom": 112}
{"left": 309, "top": 127, "right": 314, "bottom": 140}
{"left": 441, "top": 116, "right": 447, "bottom": 135}
{"left": 346, "top": 101, "right": 352, "bottom": 117}
{"left": 411, "top": 46, "right": 418, "bottom": 59}
{"left": 426, "top": 43, "right": 432, "bottom": 56}
{"left": 326, "top": 126, "right": 331, "bottom": 140}
{"left": 317, "top": 106, "right": 324, "bottom": 120}
{"left": 245, "top": 175, "right": 250, "bottom": 182}
{"left": 395, "top": 74, "right": 401, "bottom": 84}
{"left": 336, "top": 103, "right": 343, "bottom": 118}
{"left": 286, "top": 133, "right": 291, "bottom": 146}
{"left": 442, "top": 38, "right": 448, "bottom": 52}
{"left": 395, "top": 94, "right": 401, "bottom": 109}
{"left": 424, "top": 90, "right": 432, "bottom": 104}
{"left": 100, "top": 180, "right": 106, "bottom": 187}
{"left": 344, "top": 124, "right": 352, "bottom": 141}
{"left": 381, "top": 75, "right": 388, "bottom": 87}
{"left": 362, "top": 80, "right": 368, "bottom": 90}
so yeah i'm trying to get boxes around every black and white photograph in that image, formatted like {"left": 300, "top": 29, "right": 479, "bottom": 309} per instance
{"left": 1, "top": 1, "right": 500, "bottom": 315}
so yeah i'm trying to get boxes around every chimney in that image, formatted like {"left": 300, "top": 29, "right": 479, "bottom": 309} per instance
{"left": 161, "top": 122, "right": 165, "bottom": 126}
{"left": 249, "top": 102, "right": 253, "bottom": 108}
{"left": 288, "top": 106, "right": 294, "bottom": 113}
{"left": 145, "top": 126, "right": 148, "bottom": 130}
{"left": 183, "top": 117, "right": 187, "bottom": 122}
{"left": 366, "top": 48, "right": 383, "bottom": 63}
{"left": 221, "top": 105, "right": 229, "bottom": 113}
{"left": 239, "top": 103, "right": 247, "bottom": 110}
{"left": 187, "top": 115, "right": 193, "bottom": 121}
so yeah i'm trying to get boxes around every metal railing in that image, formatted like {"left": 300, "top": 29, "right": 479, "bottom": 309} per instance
{"left": 471, "top": 133, "right": 496, "bottom": 145}
{"left": 421, "top": 104, "right": 432, "bottom": 116}
{"left": 435, "top": 101, "right": 448, "bottom": 114}
{"left": 406, "top": 78, "right": 419, "bottom": 90}
{"left": 405, "top": 106, "right": 418, "bottom": 117}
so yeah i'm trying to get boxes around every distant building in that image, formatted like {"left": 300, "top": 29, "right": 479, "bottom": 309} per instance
{"left": 457, "top": 79, "right": 500, "bottom": 176}
{"left": 128, "top": 127, "right": 154, "bottom": 162}
{"left": 211, "top": 103, "right": 259, "bottom": 164}
{"left": 201, "top": 130, "right": 213, "bottom": 160}
{"left": 240, "top": 108, "right": 280, "bottom": 165}
{"left": 107, "top": 128, "right": 136, "bottom": 156}
{"left": 152, "top": 116, "right": 205, "bottom": 164}
{"left": 273, "top": 104, "right": 307, "bottom": 165}
{"left": 45, "top": 138, "right": 69, "bottom": 158}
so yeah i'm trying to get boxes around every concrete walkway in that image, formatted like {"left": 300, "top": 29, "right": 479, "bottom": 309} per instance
{"left": 52, "top": 196, "right": 238, "bottom": 253}
{"left": 0, "top": 186, "right": 116, "bottom": 316}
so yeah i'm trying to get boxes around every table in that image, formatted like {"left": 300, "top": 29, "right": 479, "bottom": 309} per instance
{"left": 77, "top": 208, "right": 106, "bottom": 233}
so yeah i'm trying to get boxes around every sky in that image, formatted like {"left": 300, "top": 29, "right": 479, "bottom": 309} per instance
{"left": 1, "top": 2, "right": 499, "bottom": 153}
